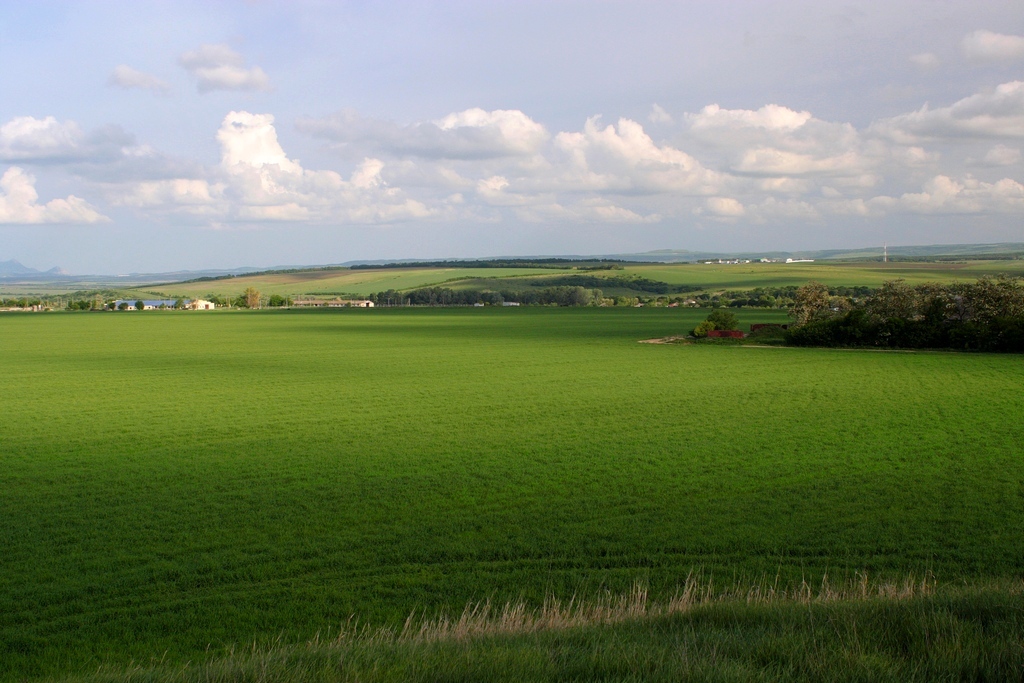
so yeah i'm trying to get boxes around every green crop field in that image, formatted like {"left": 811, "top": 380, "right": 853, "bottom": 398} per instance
{"left": 152, "top": 260, "right": 1024, "bottom": 299}
{"left": 134, "top": 267, "right": 574, "bottom": 299}
{"left": 6, "top": 259, "right": 1024, "bottom": 302}
{"left": 617, "top": 260, "right": 1024, "bottom": 288}
{"left": 2, "top": 308, "right": 1024, "bottom": 680}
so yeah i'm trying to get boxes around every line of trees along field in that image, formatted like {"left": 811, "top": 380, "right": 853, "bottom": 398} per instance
{"left": 365, "top": 282, "right": 874, "bottom": 309}
{"left": 785, "top": 276, "right": 1024, "bottom": 352}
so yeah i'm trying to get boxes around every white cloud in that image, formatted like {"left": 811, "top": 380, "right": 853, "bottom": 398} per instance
{"left": 685, "top": 104, "right": 873, "bottom": 181}
{"left": 961, "top": 30, "right": 1024, "bottom": 63}
{"left": 909, "top": 52, "right": 940, "bottom": 69}
{"left": 552, "top": 116, "right": 727, "bottom": 194}
{"left": 117, "top": 178, "right": 224, "bottom": 210}
{"left": 688, "top": 103, "right": 812, "bottom": 133}
{"left": 871, "top": 81, "right": 1024, "bottom": 142}
{"left": 876, "top": 175, "right": 1024, "bottom": 214}
{"left": 435, "top": 109, "right": 548, "bottom": 156}
{"left": 981, "top": 144, "right": 1022, "bottom": 166}
{"left": 0, "top": 116, "right": 134, "bottom": 164}
{"left": 297, "top": 108, "right": 548, "bottom": 160}
{"left": 752, "top": 197, "right": 819, "bottom": 220}
{"left": 178, "top": 44, "right": 270, "bottom": 93}
{"left": 117, "top": 111, "right": 429, "bottom": 224}
{"left": 218, "top": 111, "right": 300, "bottom": 173}
{"left": 1, "top": 117, "right": 83, "bottom": 161}
{"left": 0, "top": 166, "right": 108, "bottom": 224}
{"left": 519, "top": 198, "right": 658, "bottom": 224}
{"left": 734, "top": 147, "right": 867, "bottom": 177}
{"left": 704, "top": 196, "right": 745, "bottom": 217}
{"left": 108, "top": 65, "right": 170, "bottom": 93}
{"left": 648, "top": 104, "right": 673, "bottom": 124}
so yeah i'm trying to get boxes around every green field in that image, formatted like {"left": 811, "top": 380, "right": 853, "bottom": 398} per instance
{"left": 135, "top": 260, "right": 1024, "bottom": 300}
{"left": 3, "top": 308, "right": 1024, "bottom": 679}
{"left": 6, "top": 260, "right": 1024, "bottom": 302}
{"left": 133, "top": 267, "right": 575, "bottom": 299}
{"left": 620, "top": 260, "right": 1024, "bottom": 287}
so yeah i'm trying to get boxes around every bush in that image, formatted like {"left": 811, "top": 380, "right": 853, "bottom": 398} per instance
{"left": 692, "top": 320, "right": 716, "bottom": 338}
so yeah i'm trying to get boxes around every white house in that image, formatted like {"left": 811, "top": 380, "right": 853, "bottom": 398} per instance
{"left": 190, "top": 299, "right": 216, "bottom": 310}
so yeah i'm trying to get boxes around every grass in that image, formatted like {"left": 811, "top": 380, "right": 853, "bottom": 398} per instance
{"left": 611, "top": 260, "right": 1024, "bottom": 289}
{"left": 7, "top": 260, "right": 1024, "bottom": 300}
{"left": 260, "top": 260, "right": 1024, "bottom": 298}
{"left": 133, "top": 267, "right": 573, "bottom": 299}
{"left": 2, "top": 307, "right": 1023, "bottom": 679}
{"left": 53, "top": 578, "right": 1024, "bottom": 682}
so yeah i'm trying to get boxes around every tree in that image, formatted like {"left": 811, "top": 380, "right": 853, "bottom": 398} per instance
{"left": 789, "top": 281, "right": 831, "bottom": 325}
{"left": 868, "top": 279, "right": 919, "bottom": 321}
{"left": 243, "top": 287, "right": 261, "bottom": 309}
{"left": 118, "top": 302, "right": 130, "bottom": 311}
{"left": 705, "top": 309, "right": 738, "bottom": 330}
{"left": 134, "top": 300, "right": 145, "bottom": 311}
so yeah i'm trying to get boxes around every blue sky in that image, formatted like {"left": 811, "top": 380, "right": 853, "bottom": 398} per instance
{"left": 2, "top": 1, "right": 1024, "bottom": 273}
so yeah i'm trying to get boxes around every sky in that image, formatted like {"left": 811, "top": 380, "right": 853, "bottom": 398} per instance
{"left": 2, "top": 1, "right": 1024, "bottom": 273}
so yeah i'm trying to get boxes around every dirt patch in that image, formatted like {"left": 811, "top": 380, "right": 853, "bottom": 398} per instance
{"left": 639, "top": 336, "right": 689, "bottom": 344}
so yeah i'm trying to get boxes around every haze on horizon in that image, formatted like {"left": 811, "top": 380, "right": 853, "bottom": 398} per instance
{"left": 1, "top": 0, "right": 1023, "bottom": 274}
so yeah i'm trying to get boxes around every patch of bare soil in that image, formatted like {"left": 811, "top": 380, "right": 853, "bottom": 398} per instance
{"left": 639, "top": 336, "right": 689, "bottom": 344}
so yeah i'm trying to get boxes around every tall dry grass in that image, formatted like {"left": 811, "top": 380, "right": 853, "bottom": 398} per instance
{"left": 54, "top": 575, "right": 1024, "bottom": 683}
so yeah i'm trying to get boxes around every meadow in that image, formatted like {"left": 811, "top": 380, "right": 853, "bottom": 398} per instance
{"left": 133, "top": 266, "right": 574, "bottom": 299}
{"left": 121, "top": 259, "right": 1024, "bottom": 301}
{"left": 2, "top": 308, "right": 1024, "bottom": 679}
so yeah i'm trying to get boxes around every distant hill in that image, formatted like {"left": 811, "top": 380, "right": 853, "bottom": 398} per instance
{"left": 613, "top": 243, "right": 1024, "bottom": 263}
{"left": 0, "top": 259, "right": 43, "bottom": 276}
{"left": 0, "top": 259, "right": 72, "bottom": 277}
{"left": 3, "top": 242, "right": 1024, "bottom": 285}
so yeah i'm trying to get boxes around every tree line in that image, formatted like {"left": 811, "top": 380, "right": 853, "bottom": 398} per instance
{"left": 368, "top": 285, "right": 606, "bottom": 307}
{"left": 785, "top": 276, "right": 1024, "bottom": 352}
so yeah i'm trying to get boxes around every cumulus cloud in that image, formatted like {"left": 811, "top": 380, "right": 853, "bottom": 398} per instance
{"left": 297, "top": 108, "right": 548, "bottom": 159}
{"left": 961, "top": 30, "right": 1024, "bottom": 63}
{"left": 0, "top": 116, "right": 132, "bottom": 163}
{"left": 704, "top": 196, "right": 745, "bottom": 217}
{"left": 117, "top": 111, "right": 428, "bottom": 224}
{"left": 178, "top": 44, "right": 270, "bottom": 93}
{"left": 218, "top": 111, "right": 301, "bottom": 173}
{"left": 108, "top": 65, "right": 170, "bottom": 93}
{"left": 871, "top": 80, "right": 1024, "bottom": 142}
{"left": 874, "top": 175, "right": 1024, "bottom": 214}
{"left": 980, "top": 144, "right": 1022, "bottom": 166}
{"left": 686, "top": 103, "right": 872, "bottom": 180}
{"left": 648, "top": 104, "right": 673, "bottom": 124}
{"left": 0, "top": 166, "right": 108, "bottom": 224}
{"left": 551, "top": 116, "right": 727, "bottom": 194}
{"left": 515, "top": 198, "right": 659, "bottom": 224}
{"left": 909, "top": 52, "right": 940, "bottom": 69}
{"left": 688, "top": 103, "right": 813, "bottom": 134}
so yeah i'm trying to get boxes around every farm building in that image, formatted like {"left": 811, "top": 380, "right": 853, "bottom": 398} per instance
{"left": 111, "top": 299, "right": 214, "bottom": 310}
{"left": 112, "top": 299, "right": 177, "bottom": 310}
{"left": 292, "top": 298, "right": 374, "bottom": 308}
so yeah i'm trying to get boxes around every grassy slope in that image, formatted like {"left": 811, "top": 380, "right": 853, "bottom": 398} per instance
{"left": 133, "top": 267, "right": 573, "bottom": 299}
{"left": 618, "top": 261, "right": 1024, "bottom": 288}
{"left": 2, "top": 308, "right": 1024, "bottom": 679}
{"left": 5, "top": 260, "right": 1024, "bottom": 300}
{"left": 59, "top": 585, "right": 1024, "bottom": 683}
{"left": 8, "top": 260, "right": 1023, "bottom": 300}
